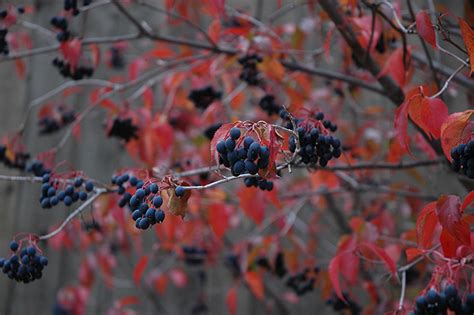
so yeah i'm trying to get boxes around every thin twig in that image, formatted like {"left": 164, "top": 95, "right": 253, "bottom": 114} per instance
{"left": 38, "top": 188, "right": 108, "bottom": 240}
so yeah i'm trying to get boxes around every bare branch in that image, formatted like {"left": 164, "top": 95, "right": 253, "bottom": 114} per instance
{"left": 38, "top": 188, "right": 108, "bottom": 240}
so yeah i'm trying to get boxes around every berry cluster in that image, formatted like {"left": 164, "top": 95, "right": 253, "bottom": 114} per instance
{"left": 110, "top": 46, "right": 125, "bottom": 69}
{"left": 52, "top": 58, "right": 94, "bottom": 80}
{"left": 216, "top": 127, "right": 270, "bottom": 176}
{"left": 26, "top": 160, "right": 51, "bottom": 177}
{"left": 107, "top": 118, "right": 139, "bottom": 142}
{"left": 412, "top": 285, "right": 474, "bottom": 315}
{"left": 0, "top": 145, "right": 30, "bottom": 170}
{"left": 0, "top": 28, "right": 8, "bottom": 55}
{"left": 182, "top": 246, "right": 207, "bottom": 266}
{"left": 244, "top": 176, "right": 274, "bottom": 191}
{"left": 0, "top": 242, "right": 48, "bottom": 283}
{"left": 188, "top": 86, "right": 222, "bottom": 110}
{"left": 39, "top": 107, "right": 75, "bottom": 135}
{"left": 40, "top": 174, "right": 94, "bottom": 209}
{"left": 238, "top": 54, "right": 262, "bottom": 86}
{"left": 50, "top": 16, "right": 70, "bottom": 42}
{"left": 286, "top": 112, "right": 341, "bottom": 167}
{"left": 258, "top": 95, "right": 282, "bottom": 116}
{"left": 111, "top": 174, "right": 166, "bottom": 229}
{"left": 286, "top": 267, "right": 319, "bottom": 296}
{"left": 63, "top": 0, "right": 92, "bottom": 16}
{"left": 451, "top": 141, "right": 474, "bottom": 179}
{"left": 326, "top": 292, "right": 361, "bottom": 315}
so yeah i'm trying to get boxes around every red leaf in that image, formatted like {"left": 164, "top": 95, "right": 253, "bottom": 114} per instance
{"left": 89, "top": 44, "right": 100, "bottom": 68}
{"left": 440, "top": 228, "right": 462, "bottom": 258}
{"left": 408, "top": 94, "right": 448, "bottom": 140}
{"left": 462, "top": 191, "right": 474, "bottom": 211}
{"left": 60, "top": 39, "right": 82, "bottom": 70}
{"left": 115, "top": 296, "right": 139, "bottom": 308}
{"left": 416, "top": 202, "right": 439, "bottom": 248}
{"left": 379, "top": 46, "right": 410, "bottom": 87}
{"left": 133, "top": 255, "right": 148, "bottom": 286}
{"left": 440, "top": 110, "right": 474, "bottom": 161}
{"left": 329, "top": 253, "right": 345, "bottom": 302}
{"left": 394, "top": 97, "right": 411, "bottom": 155}
{"left": 405, "top": 248, "right": 423, "bottom": 262}
{"left": 244, "top": 271, "right": 264, "bottom": 300}
{"left": 237, "top": 186, "right": 265, "bottom": 224}
{"left": 143, "top": 87, "right": 153, "bottom": 111}
{"left": 416, "top": 11, "right": 437, "bottom": 48}
{"left": 459, "top": 18, "right": 474, "bottom": 75}
{"left": 14, "top": 59, "right": 25, "bottom": 79}
{"left": 208, "top": 203, "right": 230, "bottom": 239}
{"left": 436, "top": 195, "right": 470, "bottom": 246}
{"left": 208, "top": 18, "right": 221, "bottom": 43}
{"left": 358, "top": 243, "right": 396, "bottom": 275}
{"left": 226, "top": 287, "right": 237, "bottom": 315}
{"left": 147, "top": 45, "right": 175, "bottom": 59}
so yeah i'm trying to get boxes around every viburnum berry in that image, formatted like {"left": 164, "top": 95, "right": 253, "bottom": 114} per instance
{"left": 215, "top": 127, "right": 272, "bottom": 181}
{"left": 0, "top": 242, "right": 48, "bottom": 283}
{"left": 284, "top": 111, "right": 342, "bottom": 167}
{"left": 238, "top": 54, "right": 263, "bottom": 86}
{"left": 451, "top": 140, "right": 474, "bottom": 178}
{"left": 175, "top": 186, "right": 185, "bottom": 197}
{"left": 188, "top": 86, "right": 222, "bottom": 110}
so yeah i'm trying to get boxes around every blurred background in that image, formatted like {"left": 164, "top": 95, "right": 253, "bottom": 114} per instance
{"left": 0, "top": 0, "right": 471, "bottom": 314}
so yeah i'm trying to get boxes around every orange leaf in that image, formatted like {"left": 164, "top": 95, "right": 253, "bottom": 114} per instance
{"left": 436, "top": 194, "right": 470, "bottom": 246}
{"left": 244, "top": 271, "right": 264, "bottom": 300}
{"left": 208, "top": 18, "right": 221, "bottom": 43}
{"left": 416, "top": 11, "right": 437, "bottom": 48}
{"left": 89, "top": 44, "right": 100, "bottom": 68}
{"left": 226, "top": 286, "right": 238, "bottom": 315}
{"left": 405, "top": 248, "right": 423, "bottom": 262}
{"left": 115, "top": 296, "right": 139, "bottom": 308}
{"left": 14, "top": 59, "right": 25, "bottom": 79}
{"left": 416, "top": 202, "right": 439, "bottom": 249}
{"left": 208, "top": 203, "right": 230, "bottom": 239}
{"left": 133, "top": 255, "right": 148, "bottom": 286}
{"left": 462, "top": 191, "right": 474, "bottom": 211}
{"left": 440, "top": 110, "right": 474, "bottom": 161}
{"left": 459, "top": 18, "right": 474, "bottom": 74}
{"left": 237, "top": 186, "right": 265, "bottom": 224}
{"left": 329, "top": 253, "right": 346, "bottom": 302}
{"left": 357, "top": 243, "right": 396, "bottom": 275}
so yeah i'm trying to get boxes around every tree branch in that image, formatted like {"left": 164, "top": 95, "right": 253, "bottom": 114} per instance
{"left": 318, "top": 0, "right": 405, "bottom": 105}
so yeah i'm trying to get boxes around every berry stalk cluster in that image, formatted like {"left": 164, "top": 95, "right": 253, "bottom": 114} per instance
{"left": 40, "top": 174, "right": 94, "bottom": 209}
{"left": 412, "top": 285, "right": 474, "bottom": 315}
{"left": 188, "top": 86, "right": 222, "bottom": 110}
{"left": 111, "top": 174, "right": 166, "bottom": 230}
{"left": 451, "top": 141, "right": 474, "bottom": 179}
{"left": 284, "top": 111, "right": 341, "bottom": 167}
{"left": 0, "top": 241, "right": 48, "bottom": 283}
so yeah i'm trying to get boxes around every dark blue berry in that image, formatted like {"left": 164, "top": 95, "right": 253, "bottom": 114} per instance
{"left": 175, "top": 186, "right": 185, "bottom": 197}
{"left": 145, "top": 208, "right": 156, "bottom": 219}
{"left": 225, "top": 138, "right": 236, "bottom": 151}
{"left": 139, "top": 218, "right": 150, "bottom": 229}
{"left": 230, "top": 127, "right": 241, "bottom": 140}
{"left": 216, "top": 141, "right": 227, "bottom": 154}
{"left": 149, "top": 183, "right": 159, "bottom": 194}
{"left": 132, "top": 210, "right": 142, "bottom": 221}
{"left": 65, "top": 186, "right": 74, "bottom": 195}
{"left": 9, "top": 241, "right": 18, "bottom": 252}
{"left": 64, "top": 196, "right": 72, "bottom": 206}
{"left": 155, "top": 209, "right": 165, "bottom": 223}
{"left": 243, "top": 136, "right": 254, "bottom": 149}
{"left": 47, "top": 187, "right": 56, "bottom": 197}
{"left": 50, "top": 196, "right": 59, "bottom": 206}
{"left": 40, "top": 256, "right": 48, "bottom": 266}
{"left": 41, "top": 198, "right": 51, "bottom": 209}
{"left": 85, "top": 181, "right": 94, "bottom": 192}
{"left": 129, "top": 176, "right": 138, "bottom": 186}
{"left": 74, "top": 177, "right": 83, "bottom": 187}
{"left": 135, "top": 189, "right": 145, "bottom": 199}
{"left": 79, "top": 191, "right": 87, "bottom": 201}
{"left": 27, "top": 247, "right": 36, "bottom": 256}
{"left": 232, "top": 160, "right": 245, "bottom": 176}
{"left": 153, "top": 196, "right": 163, "bottom": 208}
